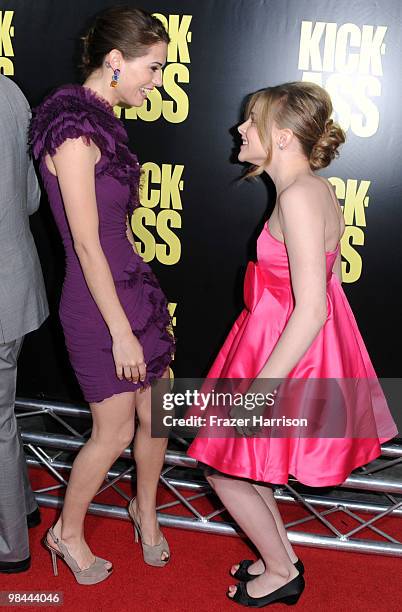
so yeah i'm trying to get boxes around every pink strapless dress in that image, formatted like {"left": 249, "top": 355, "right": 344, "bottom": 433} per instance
{"left": 187, "top": 222, "right": 398, "bottom": 486}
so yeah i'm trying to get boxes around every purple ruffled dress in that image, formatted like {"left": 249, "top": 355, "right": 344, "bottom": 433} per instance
{"left": 30, "top": 84, "right": 174, "bottom": 403}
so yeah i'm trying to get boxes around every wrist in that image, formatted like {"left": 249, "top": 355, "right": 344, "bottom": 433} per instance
{"left": 110, "top": 322, "right": 132, "bottom": 341}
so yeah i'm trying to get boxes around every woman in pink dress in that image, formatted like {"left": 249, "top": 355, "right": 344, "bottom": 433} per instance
{"left": 187, "top": 82, "right": 397, "bottom": 607}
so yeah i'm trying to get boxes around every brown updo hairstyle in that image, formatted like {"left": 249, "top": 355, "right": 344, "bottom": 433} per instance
{"left": 81, "top": 6, "right": 170, "bottom": 78}
{"left": 244, "top": 81, "right": 345, "bottom": 178}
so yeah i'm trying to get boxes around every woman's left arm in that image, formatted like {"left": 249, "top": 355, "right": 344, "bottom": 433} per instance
{"left": 257, "top": 183, "right": 328, "bottom": 380}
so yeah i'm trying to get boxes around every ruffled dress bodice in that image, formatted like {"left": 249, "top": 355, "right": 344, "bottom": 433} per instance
{"left": 30, "top": 84, "right": 141, "bottom": 284}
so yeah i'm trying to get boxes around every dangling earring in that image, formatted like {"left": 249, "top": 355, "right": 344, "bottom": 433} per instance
{"left": 105, "top": 61, "right": 120, "bottom": 88}
{"left": 110, "top": 68, "right": 120, "bottom": 88}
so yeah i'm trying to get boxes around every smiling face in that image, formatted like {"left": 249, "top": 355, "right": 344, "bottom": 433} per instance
{"left": 237, "top": 108, "right": 268, "bottom": 166}
{"left": 116, "top": 41, "right": 167, "bottom": 107}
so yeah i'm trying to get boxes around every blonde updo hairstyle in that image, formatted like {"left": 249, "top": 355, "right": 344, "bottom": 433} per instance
{"left": 244, "top": 81, "right": 345, "bottom": 178}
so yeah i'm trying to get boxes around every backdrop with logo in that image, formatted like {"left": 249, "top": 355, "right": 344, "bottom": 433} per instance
{"left": 1, "top": 0, "right": 401, "bottom": 401}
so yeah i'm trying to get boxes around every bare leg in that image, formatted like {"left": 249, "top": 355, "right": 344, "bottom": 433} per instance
{"left": 132, "top": 369, "right": 169, "bottom": 560}
{"left": 208, "top": 473, "right": 298, "bottom": 599}
{"left": 50, "top": 392, "right": 136, "bottom": 568}
{"left": 231, "top": 483, "right": 298, "bottom": 576}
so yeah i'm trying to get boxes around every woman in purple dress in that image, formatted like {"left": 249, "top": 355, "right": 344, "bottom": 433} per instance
{"left": 30, "top": 7, "right": 174, "bottom": 584}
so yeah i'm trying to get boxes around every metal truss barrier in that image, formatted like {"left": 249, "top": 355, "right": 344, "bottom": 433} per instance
{"left": 16, "top": 398, "right": 402, "bottom": 557}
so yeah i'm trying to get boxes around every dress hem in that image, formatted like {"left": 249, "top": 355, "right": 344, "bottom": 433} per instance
{"left": 187, "top": 435, "right": 396, "bottom": 487}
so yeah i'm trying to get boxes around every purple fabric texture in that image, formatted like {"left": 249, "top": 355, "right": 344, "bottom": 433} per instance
{"left": 30, "top": 84, "right": 174, "bottom": 402}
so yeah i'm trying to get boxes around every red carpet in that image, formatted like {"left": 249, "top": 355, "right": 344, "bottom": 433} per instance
{"left": 1, "top": 469, "right": 401, "bottom": 611}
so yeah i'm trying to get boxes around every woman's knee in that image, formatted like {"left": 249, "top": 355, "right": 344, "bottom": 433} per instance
{"left": 92, "top": 422, "right": 134, "bottom": 454}
{"left": 117, "top": 424, "right": 135, "bottom": 451}
{"left": 136, "top": 402, "right": 153, "bottom": 435}
{"left": 137, "top": 408, "right": 152, "bottom": 432}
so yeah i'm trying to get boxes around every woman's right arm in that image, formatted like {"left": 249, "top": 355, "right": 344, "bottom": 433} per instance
{"left": 52, "top": 137, "right": 146, "bottom": 384}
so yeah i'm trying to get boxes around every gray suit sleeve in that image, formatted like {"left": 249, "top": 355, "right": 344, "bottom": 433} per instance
{"left": 26, "top": 105, "right": 41, "bottom": 216}
{"left": 27, "top": 155, "right": 41, "bottom": 216}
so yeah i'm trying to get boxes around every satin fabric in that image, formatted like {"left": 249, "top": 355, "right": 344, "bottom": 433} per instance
{"left": 187, "top": 222, "right": 398, "bottom": 486}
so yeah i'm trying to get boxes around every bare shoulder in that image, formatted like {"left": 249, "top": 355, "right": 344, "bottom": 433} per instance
{"left": 53, "top": 136, "right": 99, "bottom": 164}
{"left": 278, "top": 175, "right": 327, "bottom": 223}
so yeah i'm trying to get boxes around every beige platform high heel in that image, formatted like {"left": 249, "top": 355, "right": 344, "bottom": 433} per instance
{"left": 42, "top": 527, "right": 113, "bottom": 585}
{"left": 128, "top": 498, "right": 170, "bottom": 567}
